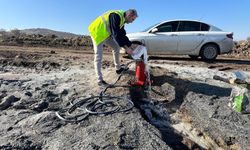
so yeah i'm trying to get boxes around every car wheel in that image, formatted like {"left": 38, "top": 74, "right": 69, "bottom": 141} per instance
{"left": 188, "top": 55, "right": 199, "bottom": 59}
{"left": 200, "top": 44, "right": 218, "bottom": 60}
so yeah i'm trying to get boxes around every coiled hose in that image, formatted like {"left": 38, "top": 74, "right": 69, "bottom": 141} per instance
{"left": 56, "top": 60, "right": 136, "bottom": 123}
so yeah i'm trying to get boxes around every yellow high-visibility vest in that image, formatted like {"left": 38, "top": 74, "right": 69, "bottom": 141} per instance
{"left": 88, "top": 10, "right": 125, "bottom": 45}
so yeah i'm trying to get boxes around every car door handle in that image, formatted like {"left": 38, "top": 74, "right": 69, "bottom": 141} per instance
{"left": 170, "top": 34, "right": 178, "bottom": 36}
{"left": 197, "top": 33, "right": 205, "bottom": 36}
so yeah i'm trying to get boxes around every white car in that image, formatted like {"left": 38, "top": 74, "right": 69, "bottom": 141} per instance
{"left": 127, "top": 20, "right": 234, "bottom": 60}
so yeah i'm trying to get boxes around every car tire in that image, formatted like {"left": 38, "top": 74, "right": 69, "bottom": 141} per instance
{"left": 200, "top": 44, "right": 218, "bottom": 60}
{"left": 188, "top": 55, "right": 199, "bottom": 59}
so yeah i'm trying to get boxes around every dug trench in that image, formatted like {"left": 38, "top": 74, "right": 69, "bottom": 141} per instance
{"left": 0, "top": 47, "right": 250, "bottom": 149}
{"left": 128, "top": 68, "right": 230, "bottom": 150}
{"left": 131, "top": 64, "right": 249, "bottom": 150}
{"left": 129, "top": 85, "right": 200, "bottom": 150}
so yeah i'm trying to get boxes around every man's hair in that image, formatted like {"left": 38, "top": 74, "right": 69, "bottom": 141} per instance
{"left": 126, "top": 9, "right": 138, "bottom": 17}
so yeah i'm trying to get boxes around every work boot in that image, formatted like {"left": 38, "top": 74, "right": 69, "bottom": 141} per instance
{"left": 116, "top": 65, "right": 129, "bottom": 74}
{"left": 98, "top": 80, "right": 109, "bottom": 86}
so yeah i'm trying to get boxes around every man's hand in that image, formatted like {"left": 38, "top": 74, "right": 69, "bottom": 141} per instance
{"left": 123, "top": 45, "right": 132, "bottom": 55}
{"left": 125, "top": 47, "right": 133, "bottom": 55}
{"left": 131, "top": 43, "right": 139, "bottom": 50}
{"left": 124, "top": 44, "right": 140, "bottom": 55}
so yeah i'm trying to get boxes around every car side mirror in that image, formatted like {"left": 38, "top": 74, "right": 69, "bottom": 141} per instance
{"left": 151, "top": 28, "right": 158, "bottom": 33}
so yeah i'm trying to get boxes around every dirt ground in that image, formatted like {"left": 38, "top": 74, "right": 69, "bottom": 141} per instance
{"left": 0, "top": 45, "right": 250, "bottom": 150}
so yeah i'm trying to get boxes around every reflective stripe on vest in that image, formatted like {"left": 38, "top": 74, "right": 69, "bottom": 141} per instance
{"left": 101, "top": 15, "right": 111, "bottom": 34}
{"left": 88, "top": 10, "right": 125, "bottom": 45}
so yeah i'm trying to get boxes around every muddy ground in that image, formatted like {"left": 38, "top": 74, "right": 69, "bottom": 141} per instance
{"left": 0, "top": 46, "right": 250, "bottom": 150}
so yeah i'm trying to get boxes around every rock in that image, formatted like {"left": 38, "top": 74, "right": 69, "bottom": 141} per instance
{"left": 2, "top": 81, "right": 9, "bottom": 85}
{"left": 32, "top": 101, "right": 49, "bottom": 112}
{"left": 12, "top": 97, "right": 35, "bottom": 110}
{"left": 0, "top": 95, "right": 20, "bottom": 110}
{"left": 17, "top": 111, "right": 62, "bottom": 134}
{"left": 13, "top": 100, "right": 27, "bottom": 109}
{"left": 60, "top": 89, "right": 68, "bottom": 95}
{"left": 42, "top": 80, "right": 55, "bottom": 87}
{"left": 35, "top": 87, "right": 41, "bottom": 91}
{"left": 213, "top": 75, "right": 235, "bottom": 84}
{"left": 0, "top": 92, "right": 8, "bottom": 99}
{"left": 181, "top": 92, "right": 250, "bottom": 149}
{"left": 160, "top": 82, "right": 175, "bottom": 101}
{"left": 50, "top": 50, "right": 56, "bottom": 54}
{"left": 24, "top": 91, "right": 32, "bottom": 97}
{"left": 45, "top": 90, "right": 58, "bottom": 97}
{"left": 231, "top": 40, "right": 250, "bottom": 57}
{"left": 61, "top": 67, "right": 67, "bottom": 71}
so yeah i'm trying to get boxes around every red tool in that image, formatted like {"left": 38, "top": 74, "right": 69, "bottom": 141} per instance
{"left": 135, "top": 60, "right": 146, "bottom": 86}
{"left": 131, "top": 60, "right": 148, "bottom": 86}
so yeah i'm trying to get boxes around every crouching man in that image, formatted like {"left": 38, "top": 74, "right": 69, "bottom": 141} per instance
{"left": 88, "top": 9, "right": 138, "bottom": 86}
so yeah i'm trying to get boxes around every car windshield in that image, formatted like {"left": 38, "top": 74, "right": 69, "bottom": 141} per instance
{"left": 141, "top": 23, "right": 160, "bottom": 32}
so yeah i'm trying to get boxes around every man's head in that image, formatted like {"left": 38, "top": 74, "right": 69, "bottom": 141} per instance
{"left": 125, "top": 9, "right": 138, "bottom": 24}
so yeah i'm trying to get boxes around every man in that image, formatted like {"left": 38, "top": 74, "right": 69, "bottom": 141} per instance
{"left": 88, "top": 9, "right": 138, "bottom": 86}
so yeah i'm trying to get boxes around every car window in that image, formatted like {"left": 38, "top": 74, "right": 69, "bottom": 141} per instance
{"left": 178, "top": 21, "right": 200, "bottom": 31}
{"left": 156, "top": 21, "right": 179, "bottom": 32}
{"left": 201, "top": 23, "right": 210, "bottom": 31}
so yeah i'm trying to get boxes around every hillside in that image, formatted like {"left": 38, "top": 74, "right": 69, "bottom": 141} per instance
{"left": 0, "top": 28, "right": 92, "bottom": 48}
{"left": 20, "top": 28, "right": 80, "bottom": 38}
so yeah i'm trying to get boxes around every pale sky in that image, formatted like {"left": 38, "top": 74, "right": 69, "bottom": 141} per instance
{"left": 0, "top": 0, "right": 250, "bottom": 40}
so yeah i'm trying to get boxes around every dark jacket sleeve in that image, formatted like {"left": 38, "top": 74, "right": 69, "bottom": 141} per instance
{"left": 109, "top": 13, "right": 132, "bottom": 47}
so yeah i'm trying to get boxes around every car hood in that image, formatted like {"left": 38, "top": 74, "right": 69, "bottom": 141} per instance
{"left": 127, "top": 32, "right": 148, "bottom": 39}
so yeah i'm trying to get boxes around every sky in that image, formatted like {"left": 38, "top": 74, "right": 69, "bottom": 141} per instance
{"left": 0, "top": 0, "right": 250, "bottom": 41}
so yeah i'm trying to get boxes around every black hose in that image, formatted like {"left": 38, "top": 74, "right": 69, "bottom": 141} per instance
{"left": 56, "top": 60, "right": 136, "bottom": 123}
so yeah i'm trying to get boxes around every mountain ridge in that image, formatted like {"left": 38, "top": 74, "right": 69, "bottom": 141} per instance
{"left": 20, "top": 28, "right": 81, "bottom": 38}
